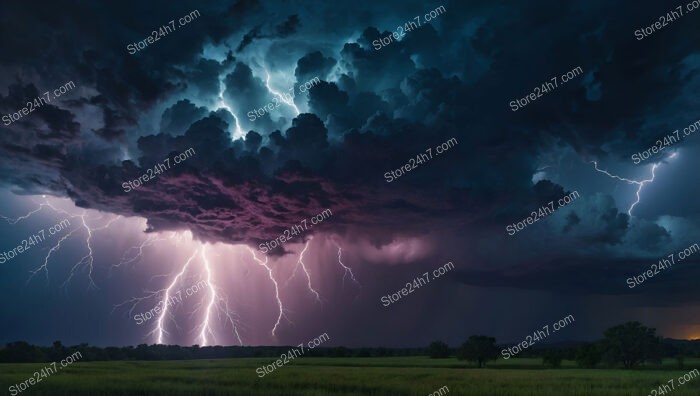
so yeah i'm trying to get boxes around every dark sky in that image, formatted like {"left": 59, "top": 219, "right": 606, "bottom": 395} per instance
{"left": 1, "top": 0, "right": 699, "bottom": 348}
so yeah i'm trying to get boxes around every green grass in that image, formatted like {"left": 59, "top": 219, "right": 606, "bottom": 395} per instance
{"left": 1, "top": 357, "right": 699, "bottom": 395}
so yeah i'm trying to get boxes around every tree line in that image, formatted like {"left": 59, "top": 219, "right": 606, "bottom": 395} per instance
{"left": 429, "top": 321, "right": 700, "bottom": 369}
{"left": 1, "top": 321, "right": 698, "bottom": 365}
{"left": 0, "top": 341, "right": 427, "bottom": 363}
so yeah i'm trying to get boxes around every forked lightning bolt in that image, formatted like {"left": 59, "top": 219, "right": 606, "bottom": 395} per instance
{"left": 4, "top": 196, "right": 363, "bottom": 343}
{"left": 592, "top": 161, "right": 662, "bottom": 216}
{"left": 5, "top": 197, "right": 120, "bottom": 289}
{"left": 246, "top": 246, "right": 288, "bottom": 337}
{"left": 116, "top": 239, "right": 243, "bottom": 346}
{"left": 152, "top": 248, "right": 199, "bottom": 344}
{"left": 333, "top": 242, "right": 360, "bottom": 288}
{"left": 217, "top": 71, "right": 245, "bottom": 139}
{"left": 263, "top": 67, "right": 300, "bottom": 115}
{"left": 0, "top": 200, "right": 47, "bottom": 224}
{"left": 197, "top": 245, "right": 219, "bottom": 346}
{"left": 111, "top": 234, "right": 167, "bottom": 273}
{"left": 285, "top": 240, "right": 322, "bottom": 303}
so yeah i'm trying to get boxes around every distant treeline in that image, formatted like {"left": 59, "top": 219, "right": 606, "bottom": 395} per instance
{"left": 2, "top": 322, "right": 700, "bottom": 364}
{"left": 430, "top": 322, "right": 700, "bottom": 369}
{"left": 0, "top": 341, "right": 427, "bottom": 363}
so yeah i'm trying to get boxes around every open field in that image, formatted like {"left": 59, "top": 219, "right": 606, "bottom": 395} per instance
{"left": 1, "top": 357, "right": 699, "bottom": 395}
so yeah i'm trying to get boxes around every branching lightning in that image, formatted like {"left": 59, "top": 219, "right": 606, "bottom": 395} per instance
{"left": 111, "top": 234, "right": 167, "bottom": 273}
{"left": 333, "top": 242, "right": 360, "bottom": 288}
{"left": 61, "top": 213, "right": 98, "bottom": 290}
{"left": 263, "top": 67, "right": 300, "bottom": 115}
{"left": 285, "top": 240, "right": 322, "bottom": 303}
{"left": 217, "top": 72, "right": 245, "bottom": 139}
{"left": 0, "top": 201, "right": 47, "bottom": 224}
{"left": 152, "top": 248, "right": 199, "bottom": 344}
{"left": 115, "top": 238, "right": 244, "bottom": 346}
{"left": 592, "top": 160, "right": 664, "bottom": 216}
{"left": 5, "top": 196, "right": 363, "bottom": 345}
{"left": 5, "top": 197, "right": 120, "bottom": 290}
{"left": 185, "top": 247, "right": 243, "bottom": 346}
{"left": 246, "top": 246, "right": 288, "bottom": 337}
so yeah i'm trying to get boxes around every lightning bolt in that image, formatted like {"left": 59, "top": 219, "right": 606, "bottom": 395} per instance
{"left": 246, "top": 246, "right": 288, "bottom": 337}
{"left": 0, "top": 201, "right": 47, "bottom": 224}
{"left": 61, "top": 213, "right": 98, "bottom": 290}
{"left": 111, "top": 234, "right": 167, "bottom": 273}
{"left": 197, "top": 245, "right": 222, "bottom": 346}
{"left": 5, "top": 196, "right": 363, "bottom": 344}
{"left": 14, "top": 198, "right": 121, "bottom": 290}
{"left": 263, "top": 67, "right": 300, "bottom": 115}
{"left": 27, "top": 226, "right": 81, "bottom": 286}
{"left": 592, "top": 160, "right": 662, "bottom": 216}
{"left": 116, "top": 238, "right": 244, "bottom": 346}
{"left": 153, "top": 248, "right": 199, "bottom": 344}
{"left": 217, "top": 72, "right": 245, "bottom": 140}
{"left": 286, "top": 240, "right": 322, "bottom": 303}
{"left": 333, "top": 242, "right": 360, "bottom": 288}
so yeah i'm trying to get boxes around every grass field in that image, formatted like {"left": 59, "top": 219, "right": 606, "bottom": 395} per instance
{"left": 1, "top": 357, "right": 699, "bottom": 395}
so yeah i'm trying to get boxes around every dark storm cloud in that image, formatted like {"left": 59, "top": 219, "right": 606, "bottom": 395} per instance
{"left": 452, "top": 255, "right": 700, "bottom": 299}
{"left": 295, "top": 51, "right": 337, "bottom": 81}
{"left": 237, "top": 25, "right": 264, "bottom": 52}
{"left": 160, "top": 100, "right": 210, "bottom": 136}
{"left": 236, "top": 15, "right": 302, "bottom": 52}
{"left": 0, "top": 0, "right": 698, "bottom": 304}
{"left": 222, "top": 62, "right": 285, "bottom": 132}
{"left": 275, "top": 15, "right": 301, "bottom": 37}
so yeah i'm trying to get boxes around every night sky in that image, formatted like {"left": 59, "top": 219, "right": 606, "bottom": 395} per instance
{"left": 1, "top": 0, "right": 700, "bottom": 348}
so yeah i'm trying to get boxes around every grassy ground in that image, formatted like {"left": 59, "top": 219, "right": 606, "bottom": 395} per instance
{"left": 1, "top": 357, "right": 699, "bottom": 395}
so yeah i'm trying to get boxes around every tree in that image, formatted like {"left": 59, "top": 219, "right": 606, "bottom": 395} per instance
{"left": 0, "top": 341, "right": 46, "bottom": 362}
{"left": 575, "top": 343, "right": 602, "bottom": 368}
{"left": 456, "top": 336, "right": 498, "bottom": 368}
{"left": 602, "top": 321, "right": 660, "bottom": 369}
{"left": 48, "top": 341, "right": 66, "bottom": 361}
{"left": 542, "top": 349, "right": 563, "bottom": 368}
{"left": 428, "top": 340, "right": 450, "bottom": 359}
{"left": 676, "top": 355, "right": 685, "bottom": 369}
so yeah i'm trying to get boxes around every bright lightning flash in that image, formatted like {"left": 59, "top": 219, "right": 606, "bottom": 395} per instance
{"left": 592, "top": 154, "right": 675, "bottom": 216}
{"left": 263, "top": 67, "right": 300, "bottom": 115}
{"left": 116, "top": 236, "right": 244, "bottom": 346}
{"left": 285, "top": 239, "right": 322, "bottom": 303}
{"left": 154, "top": 248, "right": 199, "bottom": 344}
{"left": 5, "top": 195, "right": 362, "bottom": 345}
{"left": 246, "top": 246, "right": 288, "bottom": 337}
{"left": 333, "top": 242, "right": 361, "bottom": 288}
{"left": 217, "top": 72, "right": 245, "bottom": 139}
{"left": 6, "top": 197, "right": 121, "bottom": 290}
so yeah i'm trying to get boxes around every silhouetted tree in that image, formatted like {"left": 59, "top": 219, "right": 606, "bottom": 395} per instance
{"left": 575, "top": 343, "right": 602, "bottom": 368}
{"left": 676, "top": 355, "right": 685, "bottom": 369}
{"left": 356, "top": 348, "right": 371, "bottom": 357}
{"left": 602, "top": 321, "right": 660, "bottom": 368}
{"left": 428, "top": 340, "right": 450, "bottom": 359}
{"left": 47, "top": 341, "right": 66, "bottom": 361}
{"left": 457, "top": 336, "right": 498, "bottom": 368}
{"left": 542, "top": 349, "right": 563, "bottom": 368}
{"left": 0, "top": 341, "right": 46, "bottom": 362}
